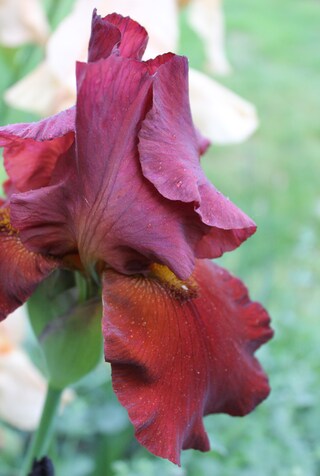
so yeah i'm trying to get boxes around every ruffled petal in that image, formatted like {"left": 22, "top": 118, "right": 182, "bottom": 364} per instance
{"left": 138, "top": 55, "right": 256, "bottom": 255}
{"left": 72, "top": 56, "right": 203, "bottom": 277}
{"left": 0, "top": 108, "right": 74, "bottom": 193}
{"left": 4, "top": 13, "right": 256, "bottom": 279}
{"left": 10, "top": 57, "right": 210, "bottom": 278}
{"left": 0, "top": 207, "right": 59, "bottom": 320}
{"left": 105, "top": 12, "right": 148, "bottom": 60}
{"left": 88, "top": 10, "right": 121, "bottom": 62}
{"left": 102, "top": 259, "right": 273, "bottom": 464}
{"left": 98, "top": 0, "right": 178, "bottom": 59}
{"left": 76, "top": 9, "right": 149, "bottom": 64}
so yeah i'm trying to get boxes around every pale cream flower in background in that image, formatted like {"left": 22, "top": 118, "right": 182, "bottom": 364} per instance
{"left": 0, "top": 307, "right": 73, "bottom": 431}
{"left": 5, "top": 0, "right": 258, "bottom": 144}
{"left": 0, "top": 307, "right": 47, "bottom": 431}
{"left": 185, "top": 0, "right": 232, "bottom": 75}
{"left": 0, "top": 0, "right": 49, "bottom": 47}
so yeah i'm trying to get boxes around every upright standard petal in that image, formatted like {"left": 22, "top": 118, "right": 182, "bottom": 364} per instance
{"left": 88, "top": 10, "right": 121, "bottom": 62}
{"left": 88, "top": 10, "right": 149, "bottom": 63}
{"left": 5, "top": 13, "right": 257, "bottom": 280}
{"left": 0, "top": 206, "right": 59, "bottom": 321}
{"left": 104, "top": 13, "right": 148, "bottom": 60}
{"left": 139, "top": 55, "right": 256, "bottom": 257}
{"left": 99, "top": 0, "right": 178, "bottom": 59}
{"left": 102, "top": 260, "right": 273, "bottom": 464}
{"left": 0, "top": 108, "right": 74, "bottom": 193}
{"left": 10, "top": 55, "right": 224, "bottom": 279}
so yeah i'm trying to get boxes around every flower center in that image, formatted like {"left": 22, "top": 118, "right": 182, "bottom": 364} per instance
{"left": 149, "top": 263, "right": 198, "bottom": 301}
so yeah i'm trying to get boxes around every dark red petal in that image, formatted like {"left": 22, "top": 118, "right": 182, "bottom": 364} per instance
{"left": 9, "top": 54, "right": 254, "bottom": 279}
{"left": 0, "top": 207, "right": 59, "bottom": 320}
{"left": 8, "top": 56, "right": 205, "bottom": 278}
{"left": 0, "top": 107, "right": 74, "bottom": 141}
{"left": 105, "top": 13, "right": 148, "bottom": 60}
{"left": 145, "top": 53, "right": 175, "bottom": 74}
{"left": 88, "top": 10, "right": 121, "bottom": 62}
{"left": 138, "top": 55, "right": 256, "bottom": 255}
{"left": 146, "top": 55, "right": 210, "bottom": 155}
{"left": 70, "top": 56, "right": 201, "bottom": 278}
{"left": 74, "top": 56, "right": 152, "bottom": 202}
{"left": 0, "top": 108, "right": 75, "bottom": 193}
{"left": 10, "top": 146, "right": 78, "bottom": 257}
{"left": 102, "top": 260, "right": 273, "bottom": 465}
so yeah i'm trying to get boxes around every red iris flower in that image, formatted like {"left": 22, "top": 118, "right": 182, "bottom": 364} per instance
{"left": 0, "top": 11, "right": 272, "bottom": 464}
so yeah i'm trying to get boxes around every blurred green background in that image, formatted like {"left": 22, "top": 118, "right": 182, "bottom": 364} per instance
{"left": 0, "top": 0, "right": 319, "bottom": 475}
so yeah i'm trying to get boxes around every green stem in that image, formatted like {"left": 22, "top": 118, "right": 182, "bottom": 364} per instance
{"left": 75, "top": 272, "right": 88, "bottom": 302}
{"left": 19, "top": 386, "right": 63, "bottom": 476}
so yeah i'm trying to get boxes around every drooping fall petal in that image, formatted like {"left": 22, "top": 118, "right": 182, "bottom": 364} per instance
{"left": 102, "top": 260, "right": 273, "bottom": 464}
{"left": 0, "top": 207, "right": 59, "bottom": 321}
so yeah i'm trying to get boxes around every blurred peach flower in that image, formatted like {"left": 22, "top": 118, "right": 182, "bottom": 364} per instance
{"left": 0, "top": 0, "right": 49, "bottom": 47}
{"left": 0, "top": 307, "right": 72, "bottom": 431}
{"left": 4, "top": 0, "right": 258, "bottom": 144}
{"left": 185, "top": 0, "right": 232, "bottom": 75}
{"left": 0, "top": 307, "right": 47, "bottom": 430}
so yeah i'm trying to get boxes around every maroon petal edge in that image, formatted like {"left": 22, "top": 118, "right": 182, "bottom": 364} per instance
{"left": 102, "top": 259, "right": 273, "bottom": 464}
{"left": 0, "top": 206, "right": 60, "bottom": 320}
{"left": 0, "top": 108, "right": 75, "bottom": 193}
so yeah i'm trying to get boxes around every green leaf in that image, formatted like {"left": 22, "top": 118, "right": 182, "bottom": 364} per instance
{"left": 27, "top": 271, "right": 103, "bottom": 389}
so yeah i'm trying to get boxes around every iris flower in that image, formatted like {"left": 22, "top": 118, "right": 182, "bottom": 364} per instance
{"left": 0, "top": 12, "right": 272, "bottom": 464}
